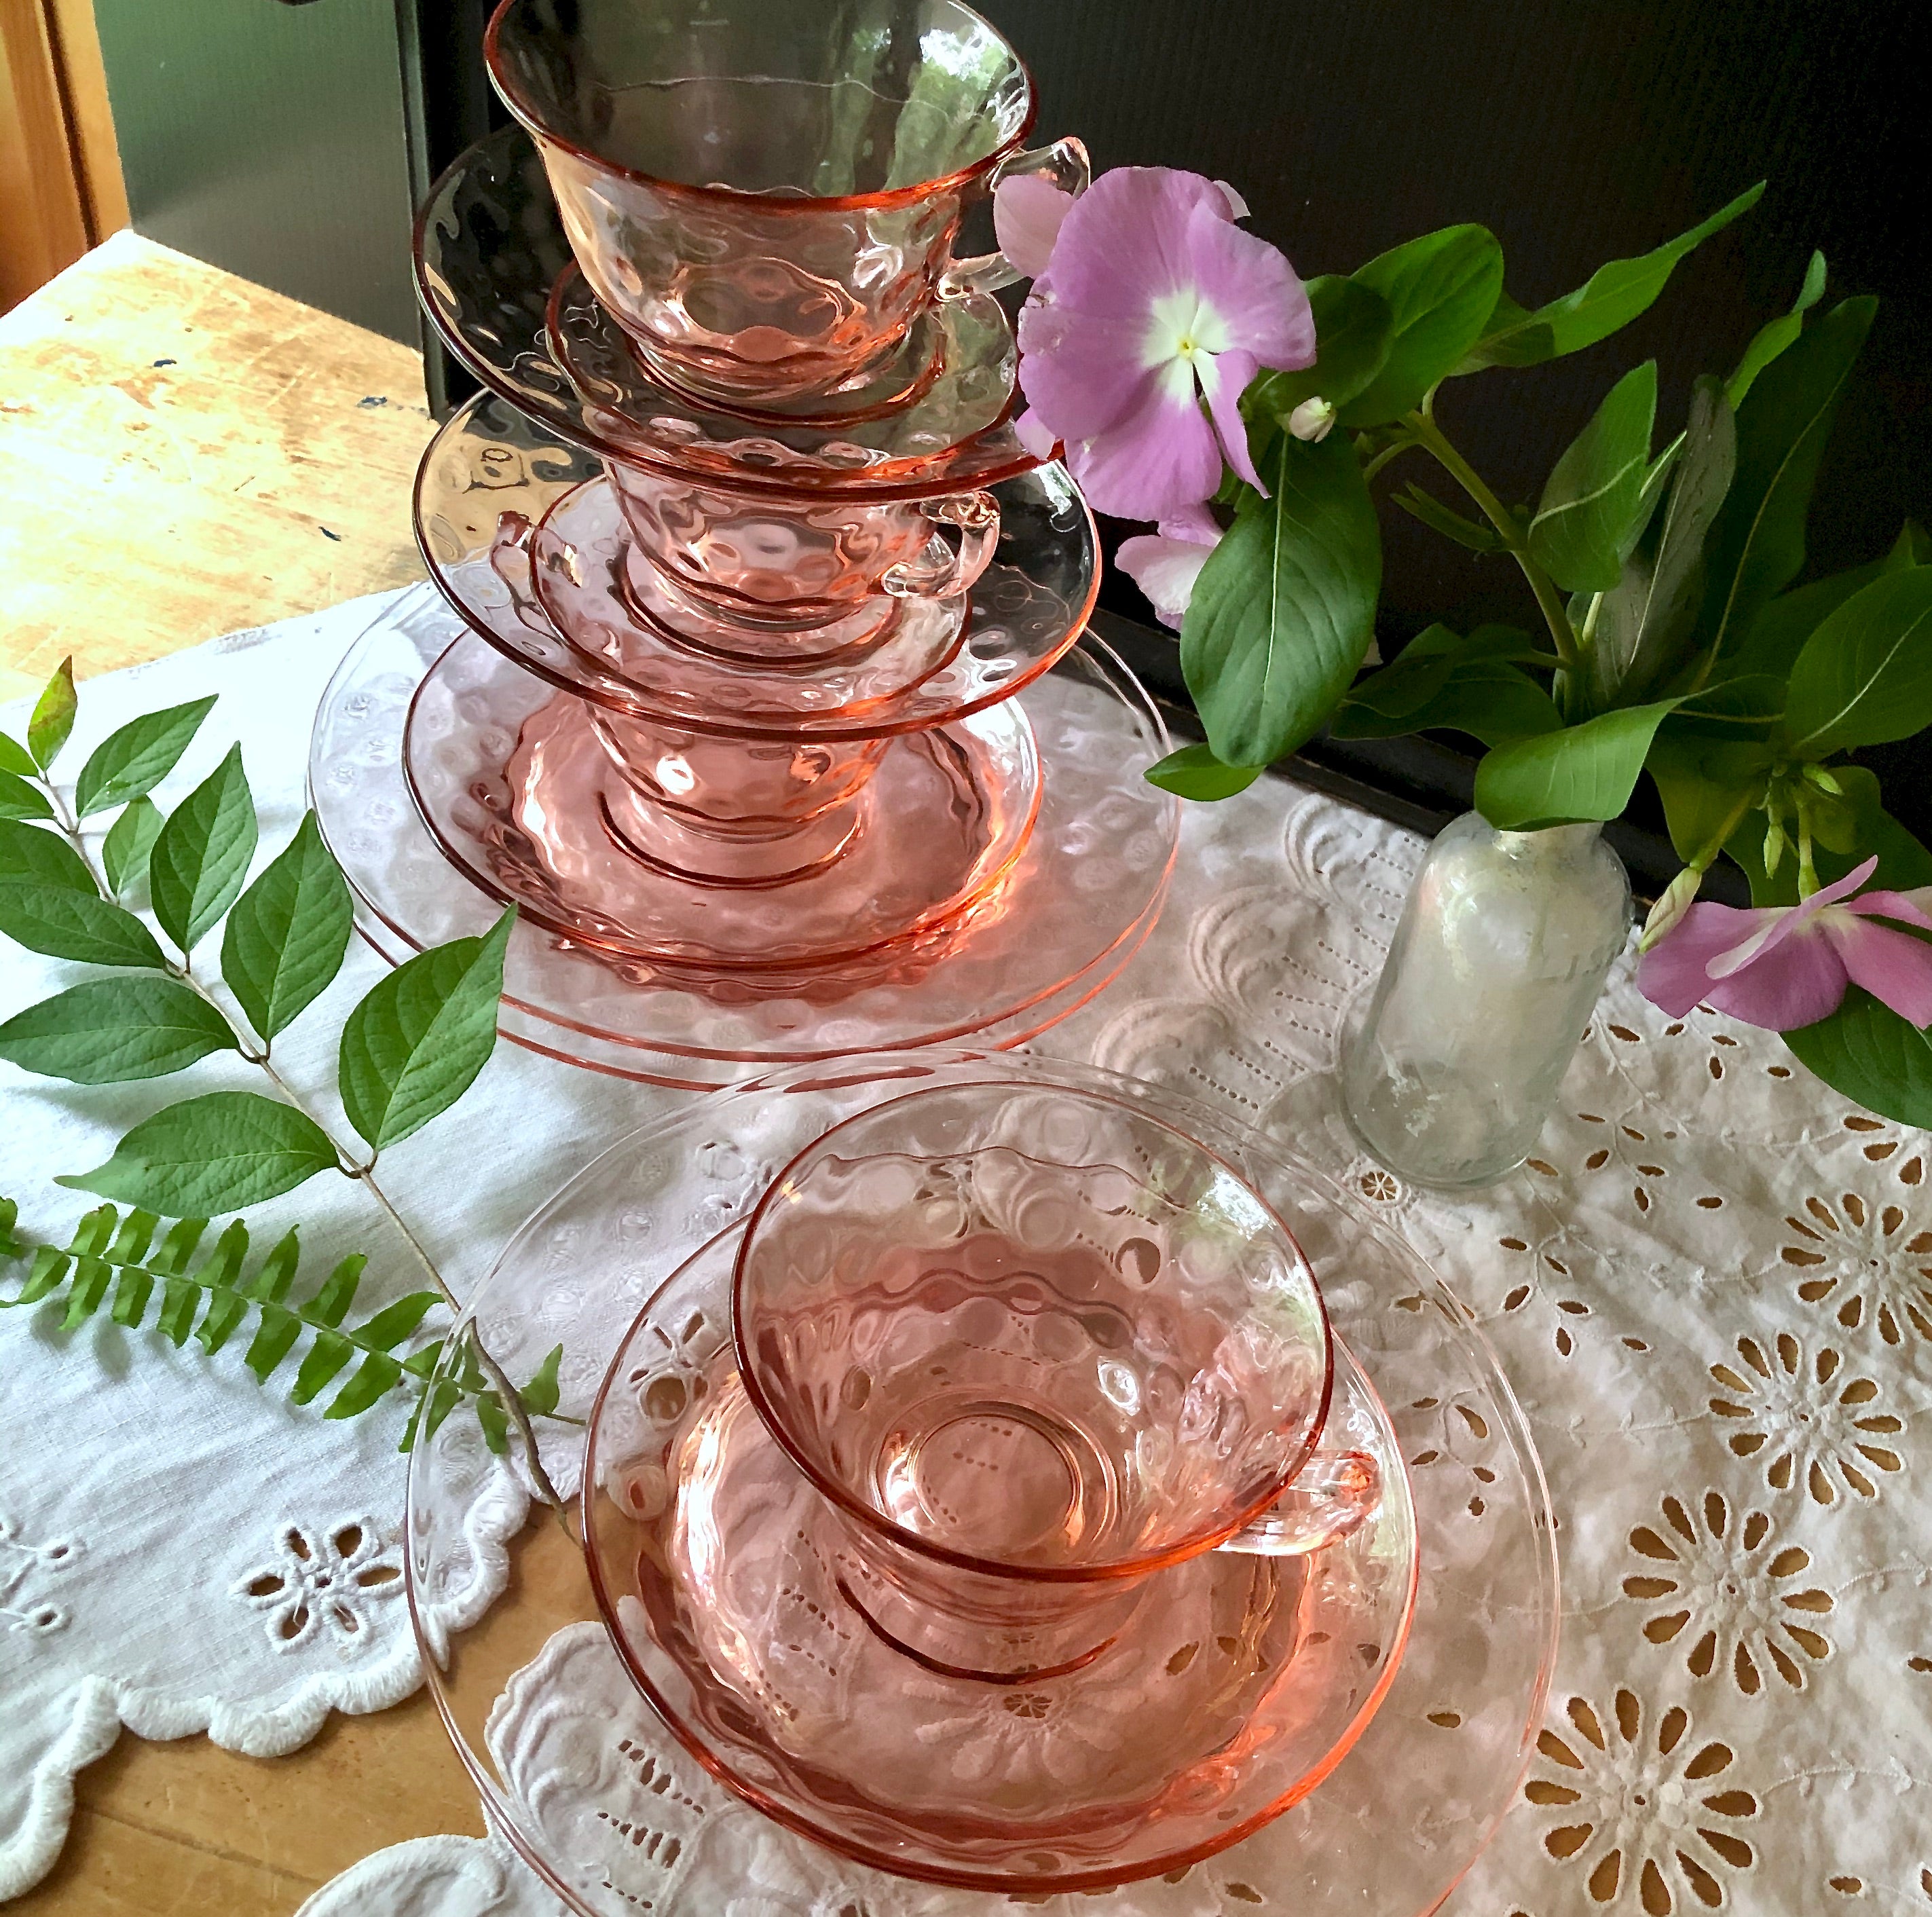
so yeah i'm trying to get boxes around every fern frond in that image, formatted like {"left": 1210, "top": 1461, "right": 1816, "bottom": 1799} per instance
{"left": 3, "top": 1198, "right": 563, "bottom": 1459}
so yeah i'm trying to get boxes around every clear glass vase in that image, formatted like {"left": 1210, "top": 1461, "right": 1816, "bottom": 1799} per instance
{"left": 1341, "top": 813, "right": 1632, "bottom": 1189}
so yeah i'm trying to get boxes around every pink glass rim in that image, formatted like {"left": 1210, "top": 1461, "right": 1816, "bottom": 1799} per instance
{"left": 483, "top": 0, "right": 1040, "bottom": 215}
{"left": 728, "top": 1081, "right": 1339, "bottom": 1585}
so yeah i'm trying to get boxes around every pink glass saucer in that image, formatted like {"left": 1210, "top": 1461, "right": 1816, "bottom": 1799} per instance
{"left": 417, "top": 392, "right": 1098, "bottom": 740}
{"left": 581, "top": 1219, "right": 1416, "bottom": 1892}
{"left": 402, "top": 1051, "right": 1559, "bottom": 1915}
{"left": 403, "top": 636, "right": 1042, "bottom": 969}
{"left": 309, "top": 585, "right": 1176, "bottom": 1085}
{"left": 415, "top": 126, "right": 1041, "bottom": 502}
{"left": 546, "top": 260, "right": 1022, "bottom": 477}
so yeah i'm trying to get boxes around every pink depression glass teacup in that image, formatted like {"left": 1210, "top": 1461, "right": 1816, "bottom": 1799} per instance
{"left": 732, "top": 1083, "right": 1383, "bottom": 1678}
{"left": 604, "top": 458, "right": 1001, "bottom": 630}
{"left": 486, "top": 0, "right": 1089, "bottom": 404}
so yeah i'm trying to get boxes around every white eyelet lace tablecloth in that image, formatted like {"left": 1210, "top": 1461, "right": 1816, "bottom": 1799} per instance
{"left": 4, "top": 587, "right": 1928, "bottom": 1916}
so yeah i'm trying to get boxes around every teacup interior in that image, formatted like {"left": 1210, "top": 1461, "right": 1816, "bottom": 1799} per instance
{"left": 492, "top": 0, "right": 1032, "bottom": 196}
{"left": 735, "top": 1085, "right": 1333, "bottom": 1573}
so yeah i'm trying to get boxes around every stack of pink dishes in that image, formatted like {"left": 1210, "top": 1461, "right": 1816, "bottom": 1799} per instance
{"left": 310, "top": 0, "right": 1180, "bottom": 1087}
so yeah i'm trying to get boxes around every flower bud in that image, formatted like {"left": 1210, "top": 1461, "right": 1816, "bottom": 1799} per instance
{"left": 1639, "top": 865, "right": 1703, "bottom": 952}
{"left": 1288, "top": 397, "right": 1337, "bottom": 443}
{"left": 1802, "top": 763, "right": 1844, "bottom": 796}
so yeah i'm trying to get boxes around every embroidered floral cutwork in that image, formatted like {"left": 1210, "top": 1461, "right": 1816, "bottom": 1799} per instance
{"left": 1707, "top": 1335, "right": 1906, "bottom": 1503}
{"left": 232, "top": 1519, "right": 403, "bottom": 1650}
{"left": 1525, "top": 1690, "right": 1758, "bottom": 1910}
{"left": 1624, "top": 1493, "right": 1833, "bottom": 1692}
{"left": 1778, "top": 1190, "right": 1932, "bottom": 1345}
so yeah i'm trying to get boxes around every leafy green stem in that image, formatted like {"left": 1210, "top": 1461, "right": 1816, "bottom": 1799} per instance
{"left": 1405, "top": 409, "right": 1580, "bottom": 675}
{"left": 28, "top": 762, "right": 567, "bottom": 1514}
{"left": 347, "top": 1161, "right": 568, "bottom": 1514}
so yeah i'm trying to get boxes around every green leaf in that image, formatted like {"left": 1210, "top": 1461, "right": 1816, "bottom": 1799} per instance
{"left": 1178, "top": 430, "right": 1382, "bottom": 767}
{"left": 0, "top": 817, "right": 93, "bottom": 891}
{"left": 0, "top": 978, "right": 237, "bottom": 1083}
{"left": 0, "top": 885, "right": 168, "bottom": 969}
{"left": 292, "top": 1330, "right": 354, "bottom": 1404}
{"left": 63, "top": 1258, "right": 113, "bottom": 1328}
{"left": 1527, "top": 361, "right": 1658, "bottom": 593}
{"left": 1778, "top": 568, "right": 1932, "bottom": 759}
{"left": 0, "top": 770, "right": 54, "bottom": 822}
{"left": 102, "top": 796, "right": 164, "bottom": 896}
{"left": 244, "top": 1227, "right": 303, "bottom": 1303}
{"left": 244, "top": 1303, "right": 304, "bottom": 1380}
{"left": 1338, "top": 658, "right": 1563, "bottom": 749}
{"left": 1696, "top": 296, "right": 1878, "bottom": 669}
{"left": 1589, "top": 377, "right": 1736, "bottom": 709}
{"left": 475, "top": 1390, "right": 510, "bottom": 1454}
{"left": 56, "top": 1090, "right": 339, "bottom": 1214}
{"left": 1474, "top": 699, "right": 1684, "bottom": 830}
{"left": 326, "top": 1352, "right": 405, "bottom": 1419}
{"left": 338, "top": 907, "right": 515, "bottom": 1151}
{"left": 1143, "top": 745, "right": 1265, "bottom": 802}
{"left": 1732, "top": 561, "right": 1885, "bottom": 683}
{"left": 356, "top": 1291, "right": 439, "bottom": 1351}
{"left": 519, "top": 1343, "right": 565, "bottom": 1417}
{"left": 196, "top": 1285, "right": 250, "bottom": 1353}
{"left": 1785, "top": 989, "right": 1932, "bottom": 1129}
{"left": 0, "top": 734, "right": 35, "bottom": 777}
{"left": 71, "top": 696, "right": 218, "bottom": 819}
{"left": 221, "top": 812, "right": 354, "bottom": 1042}
{"left": 1726, "top": 250, "right": 1827, "bottom": 410}
{"left": 1339, "top": 226, "right": 1504, "bottom": 426}
{"left": 1391, "top": 484, "right": 1503, "bottom": 553}
{"left": 1247, "top": 276, "right": 1392, "bottom": 421}
{"left": 28, "top": 659, "right": 77, "bottom": 772}
{"left": 149, "top": 744, "right": 258, "bottom": 953}
{"left": 1888, "top": 520, "right": 1932, "bottom": 571}
{"left": 1459, "top": 183, "right": 1765, "bottom": 371}
{"left": 308, "top": 1253, "right": 366, "bottom": 1328}
{"left": 1334, "top": 625, "right": 1561, "bottom": 747}
{"left": 1643, "top": 733, "right": 1772, "bottom": 861}
{"left": 111, "top": 1263, "right": 154, "bottom": 1328}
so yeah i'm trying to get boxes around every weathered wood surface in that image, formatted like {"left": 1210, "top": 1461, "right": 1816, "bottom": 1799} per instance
{"left": 1, "top": 232, "right": 476, "bottom": 1915}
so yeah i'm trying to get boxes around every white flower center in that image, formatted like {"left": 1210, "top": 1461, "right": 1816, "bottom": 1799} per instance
{"left": 1143, "top": 288, "right": 1232, "bottom": 400}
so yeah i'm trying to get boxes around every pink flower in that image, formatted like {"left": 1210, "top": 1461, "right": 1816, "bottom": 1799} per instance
{"left": 1117, "top": 502, "right": 1223, "bottom": 629}
{"left": 1009, "top": 167, "right": 1314, "bottom": 522}
{"left": 1638, "top": 856, "right": 1932, "bottom": 1030}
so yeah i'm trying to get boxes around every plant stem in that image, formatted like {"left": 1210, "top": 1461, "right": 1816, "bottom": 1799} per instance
{"left": 348, "top": 1164, "right": 570, "bottom": 1515}
{"left": 1358, "top": 434, "right": 1417, "bottom": 486}
{"left": 44, "top": 782, "right": 570, "bottom": 1515}
{"left": 1794, "top": 791, "right": 1819, "bottom": 899}
{"left": 1405, "top": 410, "right": 1580, "bottom": 677}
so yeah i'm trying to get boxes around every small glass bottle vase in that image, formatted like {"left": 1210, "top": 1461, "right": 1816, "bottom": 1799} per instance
{"left": 1341, "top": 813, "right": 1632, "bottom": 1189}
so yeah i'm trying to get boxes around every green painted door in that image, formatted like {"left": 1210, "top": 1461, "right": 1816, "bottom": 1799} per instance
{"left": 92, "top": 0, "right": 416, "bottom": 341}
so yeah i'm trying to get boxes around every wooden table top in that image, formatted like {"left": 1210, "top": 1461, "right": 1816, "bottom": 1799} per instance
{"left": 1, "top": 230, "right": 488, "bottom": 1915}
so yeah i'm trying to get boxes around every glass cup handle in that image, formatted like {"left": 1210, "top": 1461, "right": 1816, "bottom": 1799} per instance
{"left": 1217, "top": 1448, "right": 1383, "bottom": 1558}
{"left": 881, "top": 491, "right": 1001, "bottom": 600}
{"left": 938, "top": 136, "right": 1092, "bottom": 299}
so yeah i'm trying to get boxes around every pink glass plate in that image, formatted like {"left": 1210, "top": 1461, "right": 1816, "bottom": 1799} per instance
{"left": 402, "top": 1051, "right": 1559, "bottom": 1915}
{"left": 417, "top": 392, "right": 1098, "bottom": 740}
{"left": 309, "top": 584, "right": 1176, "bottom": 1083}
{"left": 414, "top": 126, "right": 1042, "bottom": 501}
{"left": 403, "top": 635, "right": 1043, "bottom": 969}
{"left": 582, "top": 1220, "right": 1416, "bottom": 1891}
